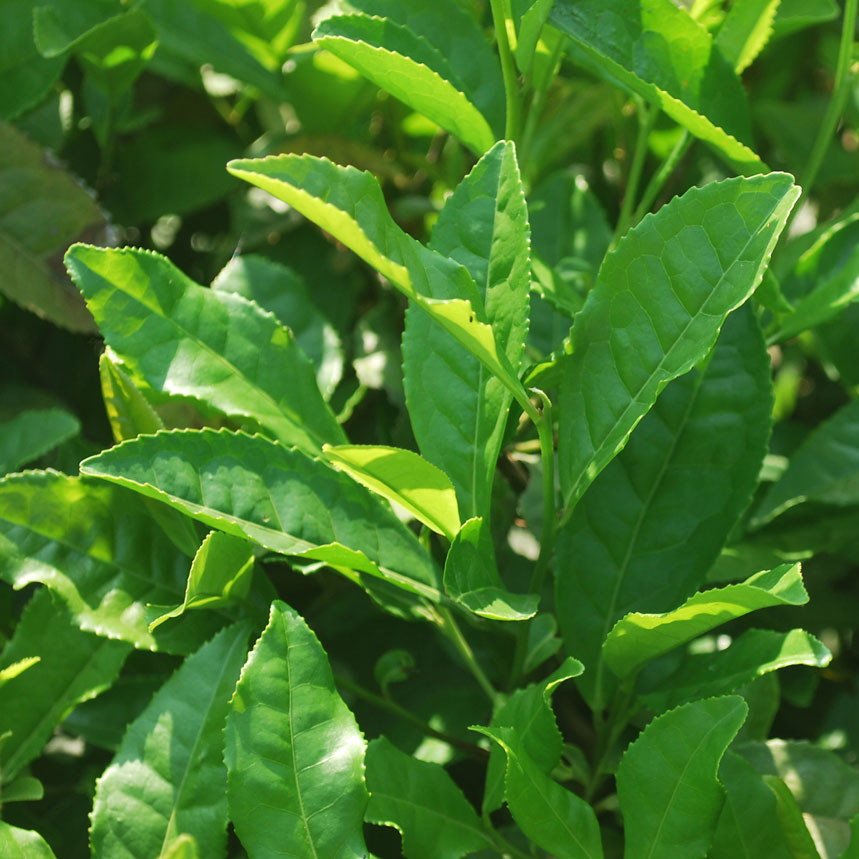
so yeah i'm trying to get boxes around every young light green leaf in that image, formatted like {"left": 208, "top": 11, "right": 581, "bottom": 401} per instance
{"left": 444, "top": 517, "right": 538, "bottom": 621}
{"left": 556, "top": 306, "right": 774, "bottom": 708}
{"left": 314, "top": 15, "right": 495, "bottom": 155}
{"left": 148, "top": 531, "right": 254, "bottom": 631}
{"left": 365, "top": 736, "right": 492, "bottom": 858}
{"left": 212, "top": 254, "right": 344, "bottom": 399}
{"left": 161, "top": 835, "right": 199, "bottom": 859}
{"left": 752, "top": 398, "right": 859, "bottom": 527}
{"left": 0, "top": 589, "right": 129, "bottom": 783}
{"left": 550, "top": 0, "right": 762, "bottom": 171}
{"left": 65, "top": 244, "right": 345, "bottom": 455}
{"left": 602, "top": 563, "right": 807, "bottom": 679}
{"left": 616, "top": 695, "right": 748, "bottom": 859}
{"left": 475, "top": 725, "right": 603, "bottom": 859}
{"left": 0, "top": 471, "right": 222, "bottom": 653}
{"left": 80, "top": 428, "right": 441, "bottom": 603}
{"left": 0, "top": 408, "right": 80, "bottom": 473}
{"left": 90, "top": 623, "right": 250, "bottom": 859}
{"left": 0, "top": 822, "right": 58, "bottom": 859}
{"left": 226, "top": 600, "right": 368, "bottom": 858}
{"left": 403, "top": 141, "right": 531, "bottom": 520}
{"left": 715, "top": 0, "right": 781, "bottom": 73}
{"left": 511, "top": 0, "right": 557, "bottom": 77}
{"left": 324, "top": 444, "right": 461, "bottom": 540}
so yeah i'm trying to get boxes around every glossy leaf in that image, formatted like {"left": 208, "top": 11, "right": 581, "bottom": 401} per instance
{"left": 715, "top": 0, "right": 780, "bottom": 73}
{"left": 80, "top": 428, "right": 441, "bottom": 603}
{"left": 365, "top": 736, "right": 491, "bottom": 858}
{"left": 0, "top": 589, "right": 129, "bottom": 782}
{"left": 0, "top": 822, "right": 57, "bottom": 859}
{"left": 616, "top": 695, "right": 748, "bottom": 859}
{"left": 557, "top": 174, "right": 797, "bottom": 514}
{"left": 324, "top": 444, "right": 461, "bottom": 540}
{"left": 556, "top": 306, "right": 774, "bottom": 708}
{"left": 476, "top": 725, "right": 603, "bottom": 859}
{"left": 0, "top": 408, "right": 80, "bottom": 473}
{"left": 444, "top": 517, "right": 538, "bottom": 621}
{"left": 225, "top": 600, "right": 368, "bottom": 858}
{"left": 0, "top": 122, "right": 102, "bottom": 331}
{"left": 403, "top": 141, "right": 530, "bottom": 520}
{"left": 0, "top": 470, "right": 222, "bottom": 653}
{"left": 66, "top": 244, "right": 345, "bottom": 455}
{"left": 602, "top": 563, "right": 807, "bottom": 679}
{"left": 90, "top": 623, "right": 250, "bottom": 859}
{"left": 550, "top": 0, "right": 761, "bottom": 171}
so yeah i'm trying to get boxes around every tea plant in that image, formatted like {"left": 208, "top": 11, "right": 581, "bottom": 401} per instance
{"left": 1, "top": 1, "right": 859, "bottom": 857}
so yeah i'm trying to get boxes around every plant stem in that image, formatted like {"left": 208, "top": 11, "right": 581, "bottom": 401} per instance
{"left": 612, "top": 97, "right": 657, "bottom": 247}
{"left": 585, "top": 681, "right": 637, "bottom": 802}
{"left": 490, "top": 0, "right": 521, "bottom": 141}
{"left": 630, "top": 129, "right": 693, "bottom": 227}
{"left": 436, "top": 606, "right": 499, "bottom": 705}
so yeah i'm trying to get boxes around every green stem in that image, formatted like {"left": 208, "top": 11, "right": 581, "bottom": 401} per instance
{"left": 612, "top": 97, "right": 657, "bottom": 247}
{"left": 630, "top": 130, "right": 693, "bottom": 227}
{"left": 437, "top": 606, "right": 499, "bottom": 705}
{"left": 787, "top": 0, "right": 858, "bottom": 234}
{"left": 585, "top": 681, "right": 637, "bottom": 802}
{"left": 490, "top": 0, "right": 521, "bottom": 141}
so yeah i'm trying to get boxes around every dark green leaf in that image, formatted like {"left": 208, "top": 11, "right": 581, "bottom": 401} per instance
{"left": 772, "top": 0, "right": 838, "bottom": 38}
{"left": 0, "top": 408, "right": 80, "bottom": 474}
{"left": 763, "top": 775, "right": 824, "bottom": 858}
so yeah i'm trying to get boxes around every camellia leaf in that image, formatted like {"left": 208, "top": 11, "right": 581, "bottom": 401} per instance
{"left": 225, "top": 600, "right": 368, "bottom": 858}
{"left": 475, "top": 725, "right": 603, "bottom": 859}
{"left": 556, "top": 306, "right": 774, "bottom": 708}
{"left": 90, "top": 623, "right": 250, "bottom": 859}
{"left": 0, "top": 408, "right": 80, "bottom": 473}
{"left": 403, "top": 141, "right": 531, "bottom": 521}
{"left": 444, "top": 517, "right": 538, "bottom": 621}
{"left": 313, "top": 14, "right": 496, "bottom": 155}
{"left": 80, "top": 428, "right": 441, "bottom": 603}
{"left": 0, "top": 589, "right": 129, "bottom": 783}
{"left": 714, "top": 0, "right": 781, "bottom": 73}
{"left": 602, "top": 563, "right": 807, "bottom": 679}
{"left": 364, "top": 736, "right": 492, "bottom": 858}
{"left": 65, "top": 244, "right": 345, "bottom": 455}
{"left": 0, "top": 821, "right": 58, "bottom": 859}
{"left": 324, "top": 444, "right": 461, "bottom": 540}
{"left": 550, "top": 0, "right": 762, "bottom": 171}
{"left": 616, "top": 695, "right": 748, "bottom": 859}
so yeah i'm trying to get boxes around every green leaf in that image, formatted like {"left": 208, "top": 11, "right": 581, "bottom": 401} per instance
{"left": 225, "top": 600, "right": 368, "bottom": 858}
{"left": 162, "top": 835, "right": 199, "bottom": 859}
{"left": 714, "top": 0, "right": 780, "bottom": 73}
{"left": 90, "top": 623, "right": 250, "bottom": 859}
{"left": 556, "top": 306, "right": 774, "bottom": 708}
{"left": 80, "top": 428, "right": 441, "bottom": 603}
{"left": 0, "top": 821, "right": 57, "bottom": 859}
{"left": 482, "top": 656, "right": 583, "bottom": 814}
{"left": 616, "top": 695, "right": 748, "bottom": 859}
{"left": 403, "top": 140, "right": 531, "bottom": 520}
{"left": 0, "top": 471, "right": 222, "bottom": 653}
{"left": 763, "top": 775, "right": 823, "bottom": 859}
{"left": 0, "top": 773, "right": 44, "bottom": 804}
{"left": 752, "top": 398, "right": 859, "bottom": 527}
{"left": 0, "top": 589, "right": 129, "bottom": 783}
{"left": 523, "top": 613, "right": 563, "bottom": 675}
{"left": 639, "top": 628, "right": 831, "bottom": 710}
{"left": 772, "top": 0, "right": 838, "bottom": 38}
{"left": 314, "top": 14, "right": 495, "bottom": 155}
{"left": 148, "top": 531, "right": 254, "bottom": 631}
{"left": 475, "top": 725, "right": 603, "bottom": 859}
{"left": 364, "top": 736, "right": 492, "bottom": 858}
{"left": 212, "top": 254, "right": 344, "bottom": 400}
{"left": 0, "top": 408, "right": 80, "bottom": 473}
{"left": 602, "top": 563, "right": 808, "bottom": 679}
{"left": 444, "top": 517, "right": 538, "bottom": 621}
{"left": 65, "top": 244, "right": 345, "bottom": 455}
{"left": 511, "top": 0, "right": 557, "bottom": 77}
{"left": 0, "top": 657, "right": 40, "bottom": 688}
{"left": 324, "top": 444, "right": 461, "bottom": 540}
{"left": 558, "top": 174, "right": 796, "bottom": 514}
{"left": 549, "top": 0, "right": 762, "bottom": 171}
{"left": 0, "top": 122, "right": 102, "bottom": 331}
{"left": 843, "top": 815, "right": 859, "bottom": 859}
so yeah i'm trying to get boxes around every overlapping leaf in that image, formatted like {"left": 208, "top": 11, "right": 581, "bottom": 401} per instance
{"left": 715, "top": 0, "right": 780, "bottom": 73}
{"left": 0, "top": 408, "right": 80, "bottom": 473}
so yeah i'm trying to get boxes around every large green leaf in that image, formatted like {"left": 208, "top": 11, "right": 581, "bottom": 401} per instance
{"left": 403, "top": 140, "right": 531, "bottom": 520}
{"left": 0, "top": 822, "right": 57, "bottom": 859}
{"left": 0, "top": 408, "right": 80, "bottom": 473}
{"left": 0, "top": 471, "right": 221, "bottom": 653}
{"left": 556, "top": 306, "right": 774, "bottom": 708}
{"left": 0, "top": 589, "right": 129, "bottom": 783}
{"left": 602, "top": 563, "right": 807, "bottom": 679}
{"left": 550, "top": 0, "right": 761, "bottom": 171}
{"left": 476, "top": 725, "right": 603, "bottom": 859}
{"left": 714, "top": 0, "right": 780, "bottom": 73}
{"left": 90, "top": 623, "right": 250, "bottom": 859}
{"left": 752, "top": 398, "right": 859, "bottom": 527}
{"left": 616, "top": 696, "right": 748, "bottom": 859}
{"left": 65, "top": 244, "right": 344, "bottom": 455}
{"left": 225, "top": 600, "right": 368, "bottom": 858}
{"left": 557, "top": 174, "right": 796, "bottom": 515}
{"left": 80, "top": 429, "right": 441, "bottom": 603}
{"left": 0, "top": 122, "right": 102, "bottom": 331}
{"left": 364, "top": 736, "right": 492, "bottom": 858}
{"left": 314, "top": 14, "right": 495, "bottom": 155}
